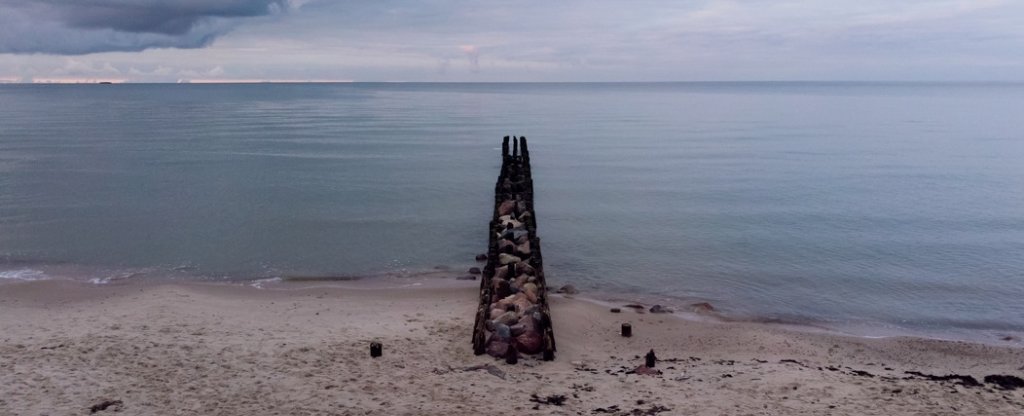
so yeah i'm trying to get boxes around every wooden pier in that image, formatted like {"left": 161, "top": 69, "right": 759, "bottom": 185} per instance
{"left": 472, "top": 136, "right": 556, "bottom": 361}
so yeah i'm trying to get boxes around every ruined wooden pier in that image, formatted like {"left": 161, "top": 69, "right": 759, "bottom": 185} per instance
{"left": 472, "top": 136, "right": 556, "bottom": 361}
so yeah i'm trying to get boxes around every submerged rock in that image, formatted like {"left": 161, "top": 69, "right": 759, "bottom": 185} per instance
{"left": 555, "top": 284, "right": 579, "bottom": 295}
{"left": 691, "top": 302, "right": 715, "bottom": 313}
{"left": 475, "top": 253, "right": 488, "bottom": 261}
{"left": 468, "top": 267, "right": 481, "bottom": 275}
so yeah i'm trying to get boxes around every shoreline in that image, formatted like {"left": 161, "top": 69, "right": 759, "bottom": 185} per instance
{"left": 3, "top": 263, "right": 1024, "bottom": 348}
{"left": 3, "top": 278, "right": 1023, "bottom": 414}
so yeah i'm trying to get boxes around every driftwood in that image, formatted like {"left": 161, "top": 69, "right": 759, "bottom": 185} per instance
{"left": 472, "top": 136, "right": 556, "bottom": 362}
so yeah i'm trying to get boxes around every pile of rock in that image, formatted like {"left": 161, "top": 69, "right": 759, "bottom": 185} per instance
{"left": 472, "top": 136, "right": 556, "bottom": 362}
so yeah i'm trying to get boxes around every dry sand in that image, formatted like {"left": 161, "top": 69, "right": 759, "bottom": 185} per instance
{"left": 2, "top": 279, "right": 1023, "bottom": 415}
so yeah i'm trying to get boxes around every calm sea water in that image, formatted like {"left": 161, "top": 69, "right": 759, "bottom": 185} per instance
{"left": 1, "top": 83, "right": 1023, "bottom": 339}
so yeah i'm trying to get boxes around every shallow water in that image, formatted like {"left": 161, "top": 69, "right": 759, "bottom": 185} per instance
{"left": 1, "top": 82, "right": 1023, "bottom": 340}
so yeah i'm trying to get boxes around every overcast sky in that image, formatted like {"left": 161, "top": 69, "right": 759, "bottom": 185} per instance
{"left": 1, "top": 0, "right": 1022, "bottom": 82}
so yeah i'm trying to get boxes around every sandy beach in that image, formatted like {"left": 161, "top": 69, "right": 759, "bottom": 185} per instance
{"left": 2, "top": 279, "right": 1023, "bottom": 416}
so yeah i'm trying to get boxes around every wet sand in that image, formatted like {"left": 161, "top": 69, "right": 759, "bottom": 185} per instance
{"left": 2, "top": 279, "right": 1023, "bottom": 415}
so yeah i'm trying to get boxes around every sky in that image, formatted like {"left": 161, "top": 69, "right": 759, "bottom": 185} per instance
{"left": 1, "top": 0, "right": 1022, "bottom": 83}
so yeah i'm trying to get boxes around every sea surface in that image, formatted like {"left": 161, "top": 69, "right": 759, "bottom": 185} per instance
{"left": 1, "top": 82, "right": 1023, "bottom": 341}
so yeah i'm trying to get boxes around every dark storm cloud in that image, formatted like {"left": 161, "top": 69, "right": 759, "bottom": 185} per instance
{"left": 0, "top": 0, "right": 289, "bottom": 54}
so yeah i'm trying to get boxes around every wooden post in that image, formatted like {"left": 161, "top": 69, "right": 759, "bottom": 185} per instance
{"left": 621, "top": 323, "right": 632, "bottom": 337}
{"left": 645, "top": 349, "right": 657, "bottom": 367}
{"left": 505, "top": 344, "right": 518, "bottom": 364}
{"left": 370, "top": 342, "right": 382, "bottom": 357}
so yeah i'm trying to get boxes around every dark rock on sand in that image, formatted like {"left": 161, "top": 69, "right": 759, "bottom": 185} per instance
{"left": 555, "top": 284, "right": 578, "bottom": 294}
{"left": 89, "top": 399, "right": 123, "bottom": 413}
{"left": 649, "top": 305, "right": 673, "bottom": 314}
{"left": 610, "top": 308, "right": 621, "bottom": 313}
{"left": 468, "top": 267, "right": 481, "bottom": 275}
{"left": 984, "top": 374, "right": 1024, "bottom": 390}
{"left": 456, "top": 275, "right": 477, "bottom": 280}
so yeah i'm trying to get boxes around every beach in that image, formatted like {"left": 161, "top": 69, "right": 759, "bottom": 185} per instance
{"left": 2, "top": 279, "right": 1022, "bottom": 415}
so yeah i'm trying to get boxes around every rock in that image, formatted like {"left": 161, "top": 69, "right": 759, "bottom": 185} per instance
{"left": 89, "top": 399, "right": 124, "bottom": 413}
{"left": 495, "top": 311, "right": 519, "bottom": 326}
{"left": 498, "top": 200, "right": 515, "bottom": 216}
{"left": 456, "top": 275, "right": 477, "bottom": 280}
{"left": 610, "top": 308, "right": 621, "bottom": 313}
{"left": 487, "top": 339, "right": 510, "bottom": 358}
{"left": 691, "top": 302, "right": 715, "bottom": 313}
{"left": 623, "top": 304, "right": 645, "bottom": 310}
{"left": 516, "top": 240, "right": 532, "bottom": 256}
{"left": 522, "top": 283, "right": 539, "bottom": 303}
{"left": 555, "top": 284, "right": 579, "bottom": 295}
{"left": 511, "top": 293, "right": 532, "bottom": 312}
{"left": 514, "top": 329, "right": 543, "bottom": 354}
{"left": 498, "top": 239, "right": 515, "bottom": 252}
{"left": 516, "top": 262, "right": 536, "bottom": 275}
{"left": 633, "top": 365, "right": 660, "bottom": 376}
{"left": 984, "top": 374, "right": 1024, "bottom": 390}
{"left": 495, "top": 323, "right": 512, "bottom": 340}
{"left": 475, "top": 253, "right": 488, "bottom": 261}
{"left": 649, "top": 305, "right": 673, "bottom": 314}
{"left": 468, "top": 267, "right": 481, "bottom": 275}
{"left": 498, "top": 253, "right": 521, "bottom": 265}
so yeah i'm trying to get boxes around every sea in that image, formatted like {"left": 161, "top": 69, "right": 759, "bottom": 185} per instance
{"left": 1, "top": 82, "right": 1022, "bottom": 342}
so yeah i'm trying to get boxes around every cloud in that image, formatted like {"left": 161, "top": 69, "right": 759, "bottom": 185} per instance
{"left": 0, "top": 0, "right": 292, "bottom": 55}
{"left": 2, "top": 0, "right": 1024, "bottom": 81}
{"left": 459, "top": 45, "right": 480, "bottom": 73}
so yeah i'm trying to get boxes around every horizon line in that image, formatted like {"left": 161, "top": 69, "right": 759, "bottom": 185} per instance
{"left": 4, "top": 80, "right": 1024, "bottom": 85}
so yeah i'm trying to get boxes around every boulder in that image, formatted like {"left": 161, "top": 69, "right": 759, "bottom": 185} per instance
{"left": 555, "top": 284, "right": 579, "bottom": 295}
{"left": 494, "top": 311, "right": 520, "bottom": 326}
{"left": 475, "top": 253, "right": 488, "bottom": 261}
{"left": 494, "top": 265, "right": 509, "bottom": 280}
{"left": 494, "top": 323, "right": 512, "bottom": 340}
{"left": 516, "top": 240, "right": 532, "bottom": 257}
{"left": 487, "top": 339, "right": 510, "bottom": 358}
{"left": 498, "top": 200, "right": 515, "bottom": 216}
{"left": 649, "top": 305, "right": 673, "bottom": 314}
{"left": 498, "top": 239, "right": 515, "bottom": 252}
{"left": 691, "top": 302, "right": 715, "bottom": 313}
{"left": 514, "top": 330, "right": 543, "bottom": 354}
{"left": 511, "top": 293, "right": 532, "bottom": 312}
{"left": 456, "top": 275, "right": 477, "bottom": 281}
{"left": 499, "top": 253, "right": 522, "bottom": 265}
{"left": 468, "top": 267, "right": 481, "bottom": 275}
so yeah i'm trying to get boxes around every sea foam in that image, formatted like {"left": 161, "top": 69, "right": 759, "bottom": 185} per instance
{"left": 0, "top": 268, "right": 48, "bottom": 281}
